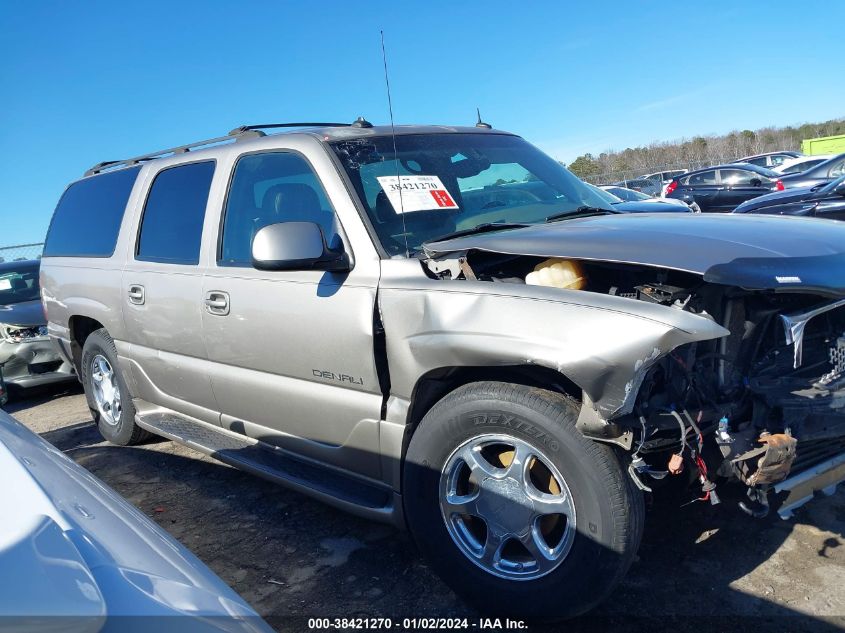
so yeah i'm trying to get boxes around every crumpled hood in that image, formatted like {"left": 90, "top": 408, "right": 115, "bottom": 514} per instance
{"left": 424, "top": 213, "right": 845, "bottom": 289}
{"left": 0, "top": 299, "right": 45, "bottom": 327}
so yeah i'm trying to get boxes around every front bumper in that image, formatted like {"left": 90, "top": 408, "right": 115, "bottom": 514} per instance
{"left": 0, "top": 337, "right": 75, "bottom": 392}
{"left": 772, "top": 451, "right": 845, "bottom": 519}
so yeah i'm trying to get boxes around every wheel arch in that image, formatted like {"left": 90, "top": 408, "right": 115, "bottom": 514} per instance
{"left": 68, "top": 315, "right": 105, "bottom": 374}
{"left": 403, "top": 364, "right": 583, "bottom": 454}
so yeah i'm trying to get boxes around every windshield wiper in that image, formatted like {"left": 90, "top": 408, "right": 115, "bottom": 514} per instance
{"left": 424, "top": 222, "right": 531, "bottom": 245}
{"left": 545, "top": 206, "right": 616, "bottom": 223}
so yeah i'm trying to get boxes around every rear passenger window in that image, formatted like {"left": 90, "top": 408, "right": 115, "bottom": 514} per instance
{"left": 685, "top": 171, "right": 717, "bottom": 185}
{"left": 219, "top": 152, "right": 340, "bottom": 266}
{"left": 719, "top": 169, "right": 759, "bottom": 185}
{"left": 136, "top": 161, "right": 215, "bottom": 265}
{"left": 44, "top": 166, "right": 141, "bottom": 258}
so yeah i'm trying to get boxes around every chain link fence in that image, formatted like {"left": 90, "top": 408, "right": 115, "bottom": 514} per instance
{"left": 0, "top": 243, "right": 44, "bottom": 263}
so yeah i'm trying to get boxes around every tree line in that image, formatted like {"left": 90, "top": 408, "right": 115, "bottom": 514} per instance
{"left": 566, "top": 117, "right": 845, "bottom": 183}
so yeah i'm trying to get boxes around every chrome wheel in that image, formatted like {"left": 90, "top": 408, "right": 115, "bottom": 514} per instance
{"left": 90, "top": 354, "right": 122, "bottom": 426}
{"left": 439, "top": 433, "right": 576, "bottom": 581}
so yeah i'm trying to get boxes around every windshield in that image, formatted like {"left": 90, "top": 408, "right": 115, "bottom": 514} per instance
{"left": 0, "top": 262, "right": 40, "bottom": 306}
{"left": 330, "top": 133, "right": 613, "bottom": 255}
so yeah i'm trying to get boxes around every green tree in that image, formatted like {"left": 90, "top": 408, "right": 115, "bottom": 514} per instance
{"left": 567, "top": 153, "right": 603, "bottom": 179}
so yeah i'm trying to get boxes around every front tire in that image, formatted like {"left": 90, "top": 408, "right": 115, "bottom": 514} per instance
{"left": 80, "top": 328, "right": 149, "bottom": 445}
{"left": 403, "top": 382, "right": 643, "bottom": 619}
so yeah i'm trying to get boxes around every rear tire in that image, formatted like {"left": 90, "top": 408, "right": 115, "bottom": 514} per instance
{"left": 80, "top": 328, "right": 149, "bottom": 445}
{"left": 403, "top": 381, "right": 643, "bottom": 619}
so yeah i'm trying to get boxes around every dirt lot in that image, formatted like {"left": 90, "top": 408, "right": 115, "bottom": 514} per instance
{"left": 6, "top": 384, "right": 845, "bottom": 632}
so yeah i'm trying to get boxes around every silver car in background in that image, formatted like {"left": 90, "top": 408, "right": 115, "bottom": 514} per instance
{"left": 0, "top": 259, "right": 75, "bottom": 403}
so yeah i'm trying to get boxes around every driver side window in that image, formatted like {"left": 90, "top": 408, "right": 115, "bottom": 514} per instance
{"left": 219, "top": 152, "right": 341, "bottom": 266}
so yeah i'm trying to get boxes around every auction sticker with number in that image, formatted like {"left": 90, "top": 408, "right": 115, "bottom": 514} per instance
{"left": 376, "top": 175, "right": 459, "bottom": 214}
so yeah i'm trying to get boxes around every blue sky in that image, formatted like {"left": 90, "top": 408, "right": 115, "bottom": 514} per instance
{"left": 1, "top": 0, "right": 843, "bottom": 245}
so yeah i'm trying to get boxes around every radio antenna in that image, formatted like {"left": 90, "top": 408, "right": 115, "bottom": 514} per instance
{"left": 380, "top": 30, "right": 410, "bottom": 257}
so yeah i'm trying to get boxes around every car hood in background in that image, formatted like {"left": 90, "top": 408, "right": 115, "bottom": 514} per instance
{"left": 611, "top": 200, "right": 691, "bottom": 213}
{"left": 424, "top": 213, "right": 845, "bottom": 296}
{"left": 733, "top": 186, "right": 819, "bottom": 213}
{"left": 0, "top": 410, "right": 273, "bottom": 633}
{"left": 0, "top": 299, "right": 45, "bottom": 327}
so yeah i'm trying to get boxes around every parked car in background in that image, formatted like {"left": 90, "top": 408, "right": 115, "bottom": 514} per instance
{"left": 779, "top": 152, "right": 845, "bottom": 189}
{"left": 611, "top": 177, "right": 662, "bottom": 197}
{"left": 665, "top": 163, "right": 784, "bottom": 213}
{"left": 599, "top": 185, "right": 654, "bottom": 201}
{"left": 736, "top": 150, "right": 802, "bottom": 168}
{"left": 773, "top": 154, "right": 834, "bottom": 175}
{"left": 733, "top": 174, "right": 845, "bottom": 219}
{"left": 0, "top": 260, "right": 74, "bottom": 404}
{"left": 594, "top": 185, "right": 696, "bottom": 212}
{"left": 639, "top": 169, "right": 687, "bottom": 197}
{"left": 0, "top": 408, "right": 271, "bottom": 631}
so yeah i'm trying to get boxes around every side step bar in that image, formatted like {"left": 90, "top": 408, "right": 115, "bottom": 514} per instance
{"left": 772, "top": 452, "right": 845, "bottom": 519}
{"left": 135, "top": 412, "right": 399, "bottom": 525}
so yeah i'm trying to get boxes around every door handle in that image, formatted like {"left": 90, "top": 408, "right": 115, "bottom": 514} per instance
{"left": 128, "top": 284, "right": 145, "bottom": 305}
{"left": 204, "top": 291, "right": 230, "bottom": 316}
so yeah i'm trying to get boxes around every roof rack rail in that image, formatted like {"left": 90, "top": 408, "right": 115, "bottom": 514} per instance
{"left": 84, "top": 131, "right": 248, "bottom": 177}
{"left": 84, "top": 121, "right": 362, "bottom": 177}
{"left": 228, "top": 122, "right": 353, "bottom": 135}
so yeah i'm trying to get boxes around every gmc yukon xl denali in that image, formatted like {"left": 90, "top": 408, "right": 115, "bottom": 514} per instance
{"left": 41, "top": 121, "right": 845, "bottom": 618}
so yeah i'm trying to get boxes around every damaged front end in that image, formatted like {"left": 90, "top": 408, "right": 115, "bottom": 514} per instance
{"left": 419, "top": 241, "right": 845, "bottom": 519}
{"left": 0, "top": 322, "right": 75, "bottom": 397}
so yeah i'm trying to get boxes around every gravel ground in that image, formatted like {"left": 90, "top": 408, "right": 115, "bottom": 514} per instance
{"left": 6, "top": 384, "right": 845, "bottom": 632}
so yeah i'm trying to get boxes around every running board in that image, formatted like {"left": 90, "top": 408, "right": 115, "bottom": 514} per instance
{"left": 135, "top": 411, "right": 397, "bottom": 523}
{"left": 772, "top": 452, "right": 845, "bottom": 519}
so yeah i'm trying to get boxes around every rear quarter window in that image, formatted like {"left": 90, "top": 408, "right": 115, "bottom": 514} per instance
{"left": 43, "top": 167, "right": 141, "bottom": 258}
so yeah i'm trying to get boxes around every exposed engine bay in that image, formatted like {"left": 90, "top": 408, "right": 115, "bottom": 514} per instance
{"left": 423, "top": 249, "right": 845, "bottom": 518}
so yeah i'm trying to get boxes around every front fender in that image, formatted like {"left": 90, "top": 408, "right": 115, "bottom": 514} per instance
{"left": 380, "top": 283, "right": 728, "bottom": 419}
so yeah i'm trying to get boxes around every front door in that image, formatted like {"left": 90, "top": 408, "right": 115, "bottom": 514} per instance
{"left": 717, "top": 168, "right": 772, "bottom": 212}
{"left": 201, "top": 148, "right": 383, "bottom": 479}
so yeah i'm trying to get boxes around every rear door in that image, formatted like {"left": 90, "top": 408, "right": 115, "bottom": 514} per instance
{"left": 200, "top": 142, "right": 384, "bottom": 479}
{"left": 717, "top": 168, "right": 773, "bottom": 211}
{"left": 121, "top": 160, "right": 219, "bottom": 423}
{"left": 677, "top": 170, "right": 719, "bottom": 211}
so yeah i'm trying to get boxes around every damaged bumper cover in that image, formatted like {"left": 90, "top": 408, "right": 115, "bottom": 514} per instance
{"left": 0, "top": 333, "right": 75, "bottom": 391}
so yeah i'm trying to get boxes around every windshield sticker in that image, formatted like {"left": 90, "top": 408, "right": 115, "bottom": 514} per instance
{"left": 0, "top": 279, "right": 11, "bottom": 291}
{"left": 376, "top": 175, "right": 459, "bottom": 213}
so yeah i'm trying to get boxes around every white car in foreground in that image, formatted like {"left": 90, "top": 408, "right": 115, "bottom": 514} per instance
{"left": 0, "top": 408, "right": 272, "bottom": 633}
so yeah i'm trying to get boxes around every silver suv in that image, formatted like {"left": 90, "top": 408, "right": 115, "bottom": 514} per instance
{"left": 41, "top": 121, "right": 845, "bottom": 618}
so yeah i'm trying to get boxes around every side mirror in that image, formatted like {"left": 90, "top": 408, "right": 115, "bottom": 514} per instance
{"left": 251, "top": 222, "right": 350, "bottom": 272}
{"left": 836, "top": 183, "right": 845, "bottom": 196}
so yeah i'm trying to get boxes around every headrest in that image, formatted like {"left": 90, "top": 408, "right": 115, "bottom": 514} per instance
{"left": 261, "top": 183, "right": 320, "bottom": 217}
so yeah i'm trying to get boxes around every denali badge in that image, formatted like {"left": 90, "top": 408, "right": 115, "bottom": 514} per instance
{"left": 775, "top": 276, "right": 802, "bottom": 283}
{"left": 312, "top": 369, "right": 363, "bottom": 385}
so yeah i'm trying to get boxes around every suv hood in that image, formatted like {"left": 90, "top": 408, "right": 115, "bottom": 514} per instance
{"left": 0, "top": 299, "right": 45, "bottom": 327}
{"left": 424, "top": 213, "right": 845, "bottom": 296}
